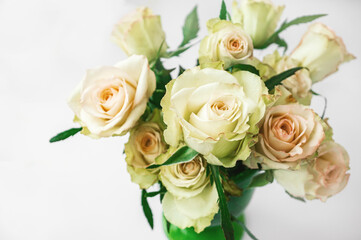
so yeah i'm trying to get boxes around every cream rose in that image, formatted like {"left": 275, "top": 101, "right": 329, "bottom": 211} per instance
{"left": 291, "top": 23, "right": 355, "bottom": 83}
{"left": 111, "top": 7, "right": 168, "bottom": 61}
{"left": 232, "top": 0, "right": 285, "bottom": 47}
{"left": 68, "top": 55, "right": 156, "bottom": 138}
{"left": 161, "top": 156, "right": 219, "bottom": 233}
{"left": 161, "top": 67, "right": 268, "bottom": 167}
{"left": 256, "top": 103, "right": 325, "bottom": 169}
{"left": 263, "top": 51, "right": 312, "bottom": 104}
{"left": 199, "top": 19, "right": 253, "bottom": 68}
{"left": 274, "top": 141, "right": 350, "bottom": 201}
{"left": 125, "top": 111, "right": 167, "bottom": 189}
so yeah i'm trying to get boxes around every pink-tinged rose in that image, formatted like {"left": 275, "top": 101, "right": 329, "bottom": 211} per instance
{"left": 274, "top": 141, "right": 350, "bottom": 201}
{"left": 291, "top": 23, "right": 355, "bottom": 83}
{"left": 256, "top": 103, "right": 324, "bottom": 168}
{"left": 68, "top": 55, "right": 156, "bottom": 138}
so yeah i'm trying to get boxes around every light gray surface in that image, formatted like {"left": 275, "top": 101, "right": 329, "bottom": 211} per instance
{"left": 0, "top": 0, "right": 360, "bottom": 239}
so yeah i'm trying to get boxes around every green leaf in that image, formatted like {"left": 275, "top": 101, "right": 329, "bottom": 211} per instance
{"left": 178, "top": 65, "right": 186, "bottom": 76}
{"left": 210, "top": 165, "right": 234, "bottom": 240}
{"left": 311, "top": 90, "right": 328, "bottom": 119}
{"left": 149, "top": 89, "right": 166, "bottom": 109}
{"left": 231, "top": 216, "right": 259, "bottom": 240}
{"left": 248, "top": 172, "right": 272, "bottom": 188}
{"left": 165, "top": 45, "right": 193, "bottom": 58}
{"left": 227, "top": 12, "right": 232, "bottom": 21}
{"left": 278, "top": 14, "right": 327, "bottom": 33}
{"left": 49, "top": 127, "right": 82, "bottom": 143}
{"left": 265, "top": 170, "right": 274, "bottom": 183}
{"left": 259, "top": 14, "right": 327, "bottom": 49}
{"left": 274, "top": 35, "right": 288, "bottom": 53}
{"left": 179, "top": 6, "right": 199, "bottom": 48}
{"left": 145, "top": 187, "right": 167, "bottom": 198}
{"left": 285, "top": 191, "right": 306, "bottom": 203}
{"left": 141, "top": 190, "right": 154, "bottom": 229}
{"left": 228, "top": 64, "right": 260, "bottom": 76}
{"left": 219, "top": 0, "right": 227, "bottom": 20}
{"left": 265, "top": 67, "right": 304, "bottom": 91}
{"left": 147, "top": 146, "right": 198, "bottom": 169}
{"left": 149, "top": 40, "right": 166, "bottom": 68}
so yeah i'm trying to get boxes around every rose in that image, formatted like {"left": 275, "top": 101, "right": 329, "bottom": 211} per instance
{"left": 199, "top": 19, "right": 253, "bottom": 68}
{"left": 274, "top": 141, "right": 350, "bottom": 201}
{"left": 291, "top": 23, "right": 355, "bottom": 83}
{"left": 111, "top": 7, "right": 168, "bottom": 61}
{"left": 161, "top": 156, "right": 219, "bottom": 233}
{"left": 161, "top": 67, "right": 268, "bottom": 167}
{"left": 68, "top": 55, "right": 156, "bottom": 138}
{"left": 232, "top": 0, "right": 285, "bottom": 47}
{"left": 263, "top": 51, "right": 312, "bottom": 104}
{"left": 255, "top": 103, "right": 325, "bottom": 169}
{"left": 125, "top": 110, "right": 167, "bottom": 189}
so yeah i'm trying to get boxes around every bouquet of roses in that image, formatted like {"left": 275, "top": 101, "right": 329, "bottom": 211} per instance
{"left": 50, "top": 0, "right": 354, "bottom": 239}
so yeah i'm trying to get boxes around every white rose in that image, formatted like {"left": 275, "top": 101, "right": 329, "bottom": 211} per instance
{"left": 263, "top": 51, "right": 312, "bottom": 104}
{"left": 199, "top": 19, "right": 253, "bottom": 68}
{"left": 291, "top": 23, "right": 355, "bottom": 83}
{"left": 68, "top": 55, "right": 156, "bottom": 138}
{"left": 111, "top": 7, "right": 168, "bottom": 61}
{"left": 232, "top": 0, "right": 285, "bottom": 47}
{"left": 161, "top": 156, "right": 219, "bottom": 233}
{"left": 161, "top": 67, "right": 268, "bottom": 167}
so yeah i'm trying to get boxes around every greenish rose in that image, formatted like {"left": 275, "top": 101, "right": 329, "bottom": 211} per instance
{"left": 161, "top": 156, "right": 219, "bottom": 233}
{"left": 291, "top": 23, "right": 355, "bottom": 83}
{"left": 263, "top": 51, "right": 312, "bottom": 105}
{"left": 111, "top": 7, "right": 168, "bottom": 61}
{"left": 199, "top": 19, "right": 253, "bottom": 68}
{"left": 232, "top": 0, "right": 284, "bottom": 47}
{"left": 274, "top": 141, "right": 350, "bottom": 202}
{"left": 124, "top": 110, "right": 167, "bottom": 189}
{"left": 161, "top": 67, "right": 268, "bottom": 167}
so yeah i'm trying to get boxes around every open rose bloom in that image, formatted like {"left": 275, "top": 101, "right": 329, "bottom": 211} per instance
{"left": 52, "top": 1, "right": 354, "bottom": 239}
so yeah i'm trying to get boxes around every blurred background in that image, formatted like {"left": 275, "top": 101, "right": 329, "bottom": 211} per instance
{"left": 0, "top": 0, "right": 360, "bottom": 239}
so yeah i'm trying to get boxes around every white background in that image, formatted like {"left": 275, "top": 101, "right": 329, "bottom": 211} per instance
{"left": 0, "top": 0, "right": 360, "bottom": 239}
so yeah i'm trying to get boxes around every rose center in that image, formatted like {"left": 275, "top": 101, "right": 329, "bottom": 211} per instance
{"left": 179, "top": 158, "right": 202, "bottom": 177}
{"left": 228, "top": 38, "right": 245, "bottom": 52}
{"left": 140, "top": 133, "right": 157, "bottom": 153}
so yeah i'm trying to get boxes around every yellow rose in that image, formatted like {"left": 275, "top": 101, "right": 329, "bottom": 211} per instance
{"left": 161, "top": 67, "right": 267, "bottom": 167}
{"left": 263, "top": 51, "right": 312, "bottom": 104}
{"left": 274, "top": 141, "right": 350, "bottom": 201}
{"left": 199, "top": 19, "right": 253, "bottom": 68}
{"left": 291, "top": 23, "right": 355, "bottom": 83}
{"left": 68, "top": 55, "right": 156, "bottom": 138}
{"left": 255, "top": 103, "right": 325, "bottom": 169}
{"left": 111, "top": 7, "right": 168, "bottom": 61}
{"left": 125, "top": 111, "right": 167, "bottom": 189}
{"left": 161, "top": 156, "right": 219, "bottom": 233}
{"left": 232, "top": 0, "right": 285, "bottom": 47}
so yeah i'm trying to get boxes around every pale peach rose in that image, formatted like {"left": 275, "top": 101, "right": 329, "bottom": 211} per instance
{"left": 68, "top": 55, "right": 156, "bottom": 138}
{"left": 125, "top": 117, "right": 167, "bottom": 189}
{"left": 274, "top": 141, "right": 350, "bottom": 201}
{"left": 291, "top": 23, "right": 355, "bottom": 83}
{"left": 256, "top": 103, "right": 324, "bottom": 168}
